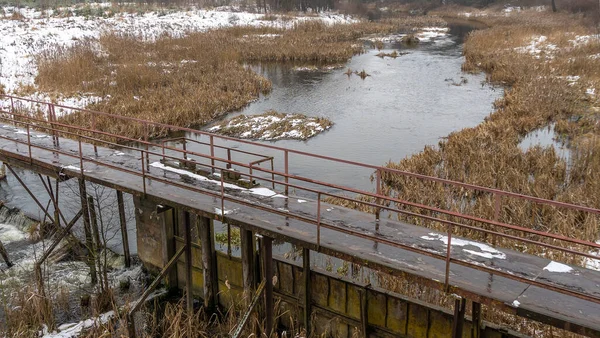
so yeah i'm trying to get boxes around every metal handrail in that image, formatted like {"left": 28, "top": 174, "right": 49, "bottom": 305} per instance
{"left": 2, "top": 96, "right": 600, "bottom": 306}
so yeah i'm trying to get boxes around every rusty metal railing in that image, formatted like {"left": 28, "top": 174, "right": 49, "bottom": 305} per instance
{"left": 2, "top": 94, "right": 600, "bottom": 306}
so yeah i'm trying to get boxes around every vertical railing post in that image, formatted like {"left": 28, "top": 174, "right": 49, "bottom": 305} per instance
{"left": 140, "top": 150, "right": 146, "bottom": 195}
{"left": 161, "top": 140, "right": 166, "bottom": 163}
{"left": 182, "top": 138, "right": 188, "bottom": 161}
{"left": 492, "top": 194, "right": 501, "bottom": 247}
{"left": 284, "top": 150, "right": 289, "bottom": 195}
{"left": 270, "top": 158, "right": 275, "bottom": 189}
{"left": 78, "top": 136, "right": 84, "bottom": 178}
{"left": 221, "top": 169, "right": 231, "bottom": 258}
{"left": 26, "top": 124, "right": 32, "bottom": 163}
{"left": 91, "top": 113, "right": 97, "bottom": 156}
{"left": 317, "top": 192, "right": 321, "bottom": 249}
{"left": 375, "top": 169, "right": 381, "bottom": 228}
{"left": 210, "top": 135, "right": 215, "bottom": 173}
{"left": 227, "top": 149, "right": 232, "bottom": 169}
{"left": 444, "top": 224, "right": 453, "bottom": 292}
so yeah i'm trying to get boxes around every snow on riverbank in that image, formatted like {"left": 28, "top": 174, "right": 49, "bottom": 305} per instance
{"left": 0, "top": 5, "right": 354, "bottom": 108}
{"left": 209, "top": 111, "right": 333, "bottom": 140}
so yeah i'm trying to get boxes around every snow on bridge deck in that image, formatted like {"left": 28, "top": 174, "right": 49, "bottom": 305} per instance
{"left": 0, "top": 122, "right": 600, "bottom": 336}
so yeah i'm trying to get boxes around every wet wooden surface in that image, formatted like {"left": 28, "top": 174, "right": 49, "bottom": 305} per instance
{"left": 1, "top": 124, "right": 599, "bottom": 334}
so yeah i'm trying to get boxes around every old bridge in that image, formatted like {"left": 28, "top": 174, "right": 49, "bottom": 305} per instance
{"left": 1, "top": 95, "right": 600, "bottom": 338}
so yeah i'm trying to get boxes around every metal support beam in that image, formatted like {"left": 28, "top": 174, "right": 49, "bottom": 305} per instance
{"left": 116, "top": 191, "right": 131, "bottom": 268}
{"left": 303, "top": 248, "right": 311, "bottom": 336}
{"left": 183, "top": 210, "right": 194, "bottom": 314}
{"left": 198, "top": 215, "right": 218, "bottom": 312}
{"left": 262, "top": 236, "right": 274, "bottom": 337}
{"left": 472, "top": 301, "right": 481, "bottom": 338}
{"left": 241, "top": 228, "right": 255, "bottom": 296}
{"left": 231, "top": 279, "right": 266, "bottom": 338}
{"left": 78, "top": 179, "right": 97, "bottom": 285}
{"left": 88, "top": 195, "right": 106, "bottom": 289}
{"left": 452, "top": 297, "right": 467, "bottom": 338}
{"left": 5, "top": 164, "right": 56, "bottom": 225}
{"left": 128, "top": 245, "right": 186, "bottom": 337}
{"left": 360, "top": 288, "right": 368, "bottom": 338}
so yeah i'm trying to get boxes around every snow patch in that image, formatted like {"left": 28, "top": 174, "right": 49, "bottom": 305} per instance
{"left": 420, "top": 233, "right": 506, "bottom": 259}
{"left": 42, "top": 311, "right": 114, "bottom": 338}
{"left": 512, "top": 300, "right": 520, "bottom": 307}
{"left": 543, "top": 261, "right": 573, "bottom": 273}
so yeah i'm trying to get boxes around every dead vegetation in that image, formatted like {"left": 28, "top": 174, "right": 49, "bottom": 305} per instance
{"left": 209, "top": 110, "right": 333, "bottom": 140}
{"left": 35, "top": 16, "right": 447, "bottom": 139}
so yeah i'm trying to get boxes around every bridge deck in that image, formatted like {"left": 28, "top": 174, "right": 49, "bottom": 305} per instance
{"left": 1, "top": 123, "right": 600, "bottom": 336}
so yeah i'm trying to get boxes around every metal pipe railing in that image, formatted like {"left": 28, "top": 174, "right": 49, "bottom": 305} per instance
{"left": 2, "top": 96, "right": 600, "bottom": 306}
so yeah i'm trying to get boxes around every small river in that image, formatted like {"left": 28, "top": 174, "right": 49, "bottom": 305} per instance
{"left": 1, "top": 21, "right": 502, "bottom": 277}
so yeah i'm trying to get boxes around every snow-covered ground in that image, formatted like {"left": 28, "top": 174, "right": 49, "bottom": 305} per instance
{"left": 0, "top": 5, "right": 355, "bottom": 108}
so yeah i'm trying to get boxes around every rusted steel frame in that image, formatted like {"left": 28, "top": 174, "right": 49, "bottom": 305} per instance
{"left": 211, "top": 188, "right": 600, "bottom": 304}
{"left": 317, "top": 192, "right": 321, "bottom": 248}
{"left": 4, "top": 164, "right": 56, "bottom": 225}
{"left": 444, "top": 225, "right": 453, "bottom": 291}
{"left": 231, "top": 279, "right": 266, "bottom": 338}
{"left": 5, "top": 123, "right": 600, "bottom": 263}
{"left": 17, "top": 140, "right": 596, "bottom": 306}
{"left": 4, "top": 94, "right": 600, "bottom": 214}
{"left": 320, "top": 192, "right": 600, "bottom": 261}
{"left": 129, "top": 244, "right": 186, "bottom": 315}
{"left": 78, "top": 136, "right": 84, "bottom": 178}
{"left": 248, "top": 157, "right": 274, "bottom": 185}
{"left": 3, "top": 109, "right": 600, "bottom": 302}
{"left": 220, "top": 169, "right": 231, "bottom": 257}
{"left": 284, "top": 150, "right": 289, "bottom": 195}
{"left": 161, "top": 136, "right": 271, "bottom": 161}
{"left": 448, "top": 256, "right": 600, "bottom": 304}
{"left": 140, "top": 150, "right": 146, "bottom": 195}
{"left": 5, "top": 134, "right": 600, "bottom": 306}
{"left": 210, "top": 135, "right": 215, "bottom": 173}
{"left": 218, "top": 167, "right": 600, "bottom": 253}
{"left": 9, "top": 107, "right": 599, "bottom": 228}
{"left": 177, "top": 137, "right": 271, "bottom": 160}
{"left": 375, "top": 168, "right": 381, "bottom": 222}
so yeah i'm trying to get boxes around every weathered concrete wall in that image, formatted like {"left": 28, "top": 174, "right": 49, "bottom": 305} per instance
{"left": 135, "top": 197, "right": 526, "bottom": 338}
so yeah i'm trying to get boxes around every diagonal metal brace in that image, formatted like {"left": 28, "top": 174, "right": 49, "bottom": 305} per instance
{"left": 230, "top": 279, "right": 266, "bottom": 338}
{"left": 4, "top": 164, "right": 56, "bottom": 225}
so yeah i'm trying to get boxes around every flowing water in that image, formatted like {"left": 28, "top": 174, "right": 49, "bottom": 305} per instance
{"left": 0, "top": 22, "right": 502, "bottom": 298}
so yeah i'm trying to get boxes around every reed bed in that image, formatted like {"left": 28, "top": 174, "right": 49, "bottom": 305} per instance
{"left": 35, "top": 16, "right": 446, "bottom": 139}
{"left": 377, "top": 9, "right": 600, "bottom": 265}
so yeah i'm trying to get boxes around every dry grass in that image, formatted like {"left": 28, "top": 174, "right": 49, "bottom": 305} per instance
{"left": 35, "top": 16, "right": 447, "bottom": 139}
{"left": 209, "top": 110, "right": 333, "bottom": 140}
{"left": 376, "top": 10, "right": 600, "bottom": 265}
